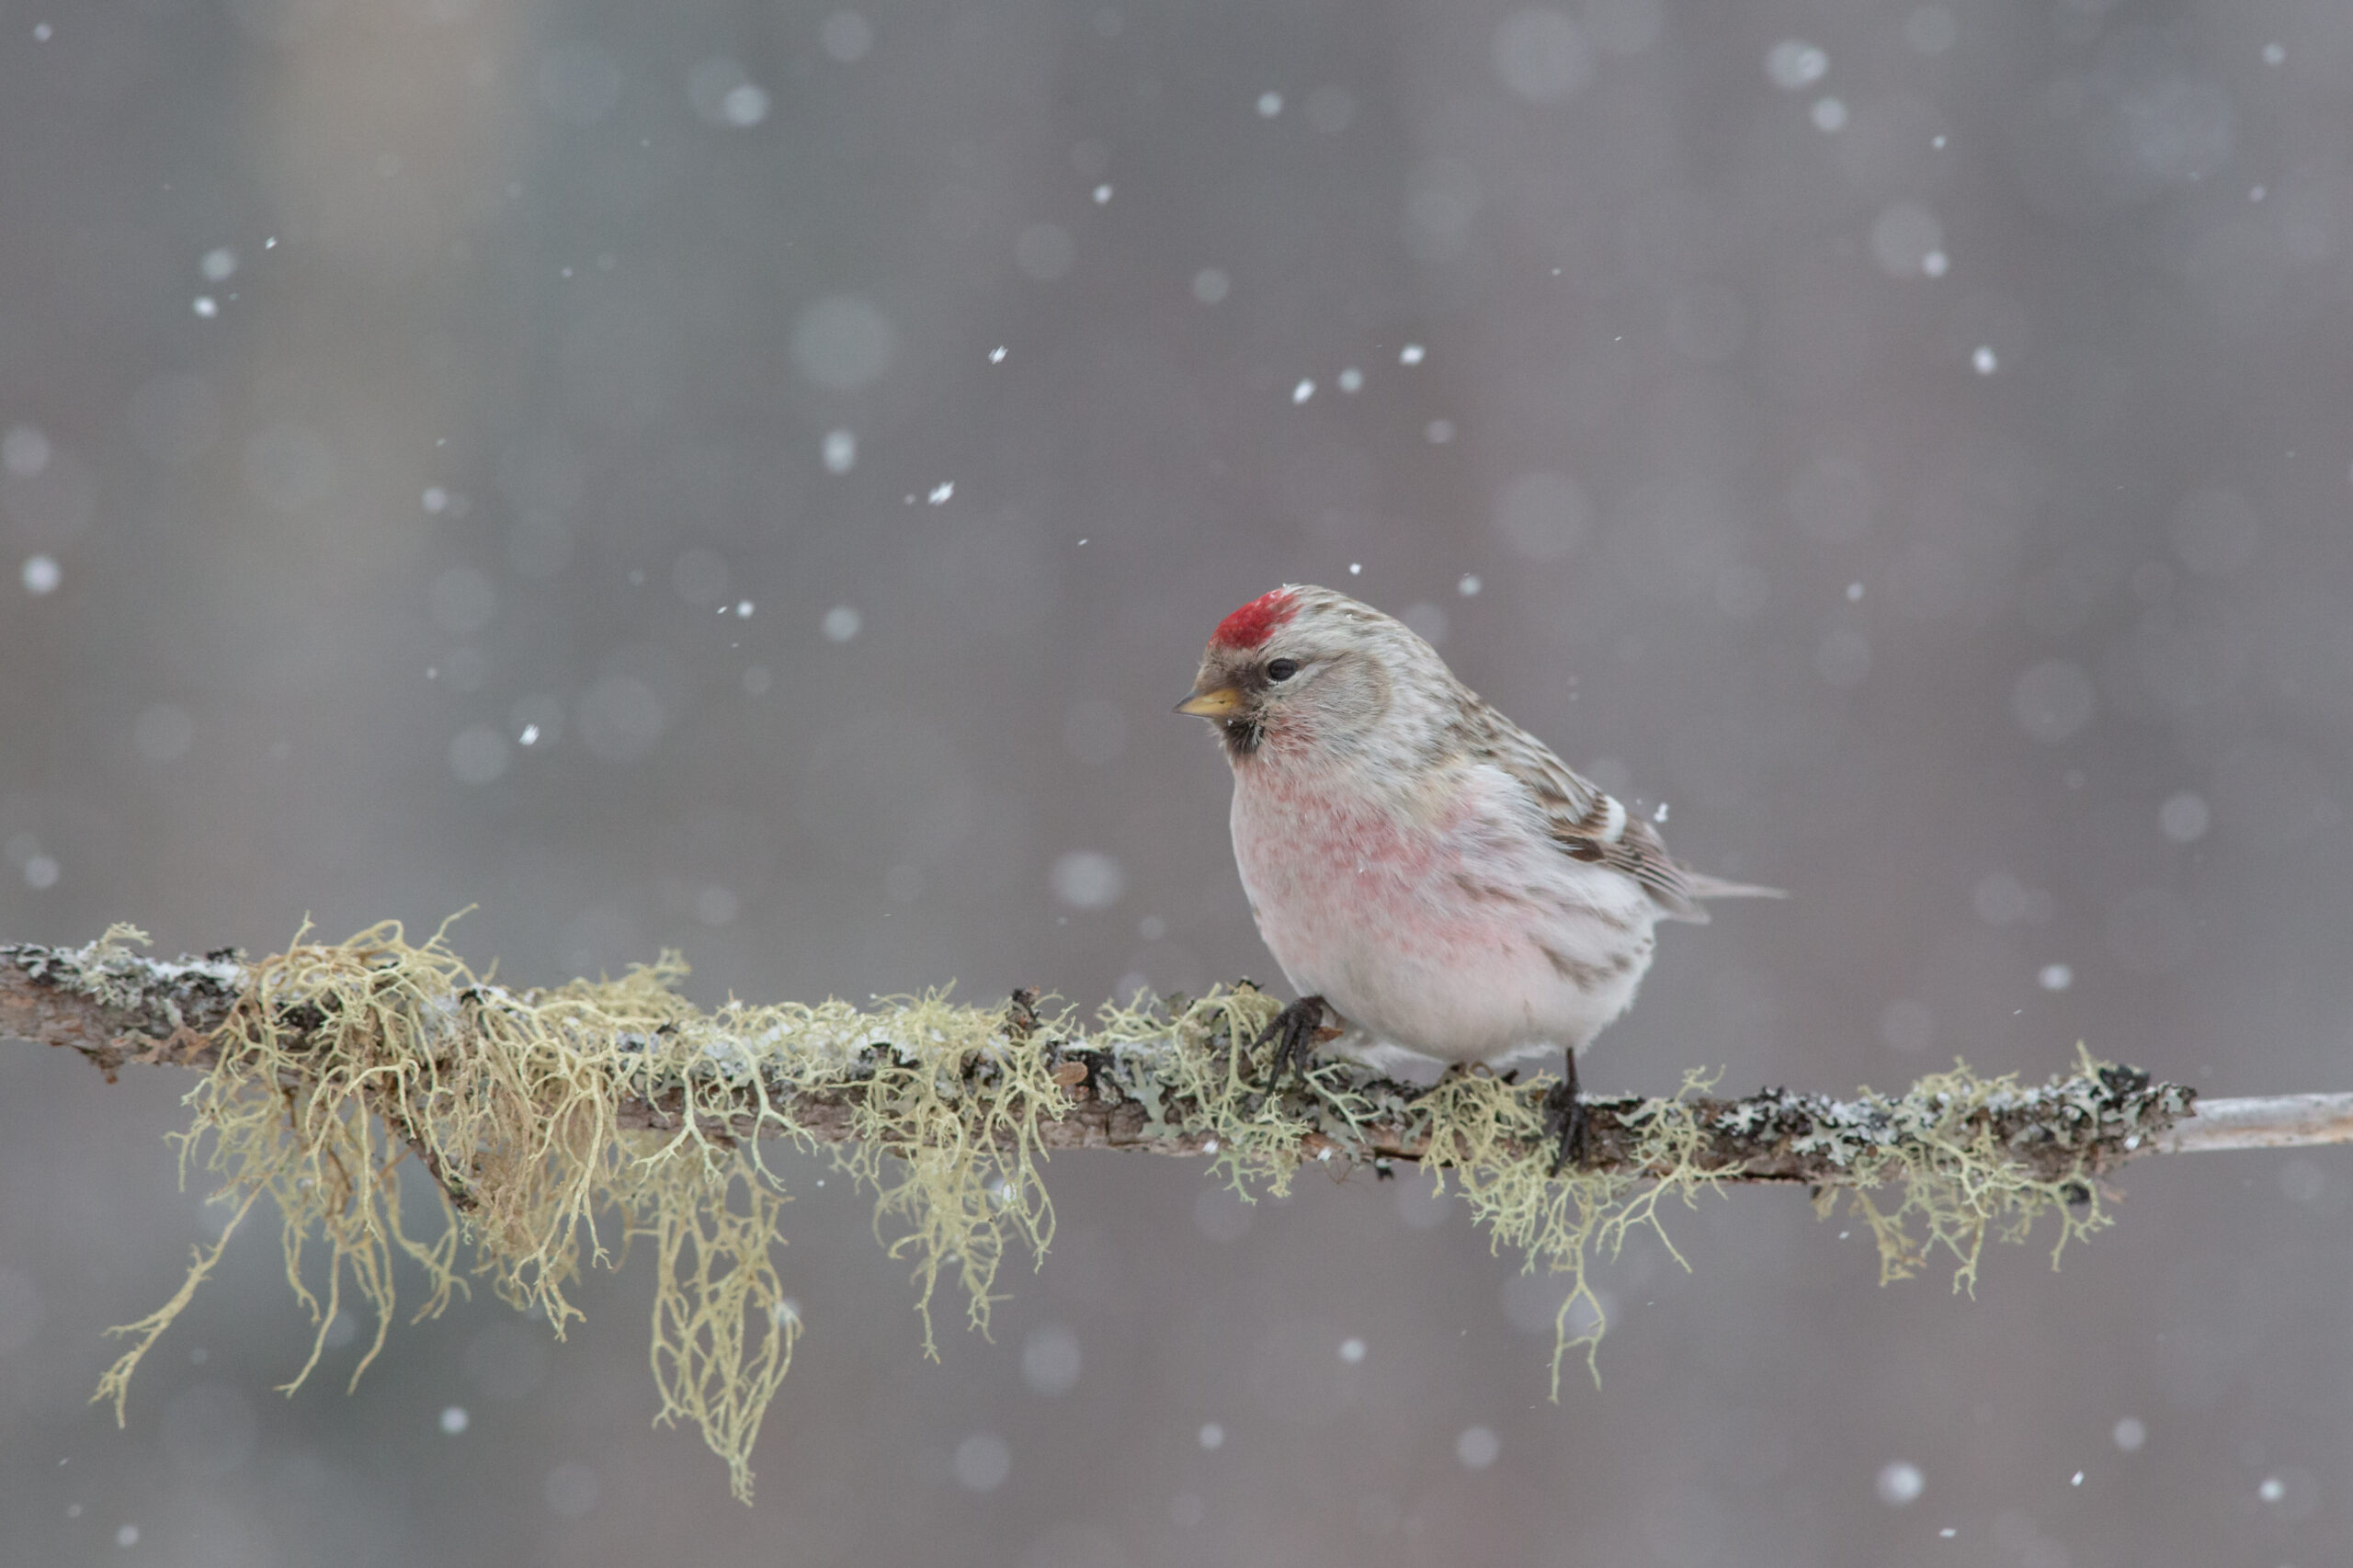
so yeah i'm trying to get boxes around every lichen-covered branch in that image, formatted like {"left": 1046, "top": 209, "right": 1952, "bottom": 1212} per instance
{"left": 5, "top": 934, "right": 2338, "bottom": 1177}
{"left": 1, "top": 926, "right": 2343, "bottom": 1503}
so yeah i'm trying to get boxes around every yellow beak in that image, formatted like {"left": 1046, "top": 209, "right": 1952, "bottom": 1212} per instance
{"left": 1175, "top": 686, "right": 1245, "bottom": 719}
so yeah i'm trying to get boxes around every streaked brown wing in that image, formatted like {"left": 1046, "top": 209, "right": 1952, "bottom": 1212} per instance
{"left": 1455, "top": 699, "right": 1703, "bottom": 919}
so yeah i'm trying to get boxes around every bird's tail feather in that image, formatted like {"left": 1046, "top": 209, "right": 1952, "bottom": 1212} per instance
{"left": 1683, "top": 871, "right": 1788, "bottom": 902}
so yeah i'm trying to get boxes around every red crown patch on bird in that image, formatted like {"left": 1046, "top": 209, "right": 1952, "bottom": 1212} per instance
{"left": 1211, "top": 588, "right": 1299, "bottom": 650}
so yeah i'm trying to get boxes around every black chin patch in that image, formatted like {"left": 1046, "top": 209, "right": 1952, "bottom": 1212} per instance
{"left": 1222, "top": 718, "right": 1262, "bottom": 757}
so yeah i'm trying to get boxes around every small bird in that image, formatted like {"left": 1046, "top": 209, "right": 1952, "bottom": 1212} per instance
{"left": 1176, "top": 585, "right": 1779, "bottom": 1167}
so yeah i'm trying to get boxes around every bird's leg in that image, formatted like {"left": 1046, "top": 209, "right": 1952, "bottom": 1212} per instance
{"left": 1247, "top": 994, "right": 1330, "bottom": 1100}
{"left": 1542, "top": 1049, "right": 1588, "bottom": 1176}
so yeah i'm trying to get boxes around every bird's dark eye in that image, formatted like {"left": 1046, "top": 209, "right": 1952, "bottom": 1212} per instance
{"left": 1265, "top": 658, "right": 1300, "bottom": 683}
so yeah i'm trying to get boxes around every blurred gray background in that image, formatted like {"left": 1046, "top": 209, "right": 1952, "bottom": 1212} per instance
{"left": 5, "top": 0, "right": 2353, "bottom": 1561}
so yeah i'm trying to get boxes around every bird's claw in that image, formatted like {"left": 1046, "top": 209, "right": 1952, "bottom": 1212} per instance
{"left": 1542, "top": 1050, "right": 1588, "bottom": 1176}
{"left": 1542, "top": 1085, "right": 1588, "bottom": 1176}
{"left": 1247, "top": 994, "right": 1331, "bottom": 1103}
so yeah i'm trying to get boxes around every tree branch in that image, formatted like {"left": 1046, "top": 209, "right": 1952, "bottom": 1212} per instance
{"left": 4, "top": 937, "right": 2344, "bottom": 1184}
{"left": 13, "top": 927, "right": 2347, "bottom": 1504}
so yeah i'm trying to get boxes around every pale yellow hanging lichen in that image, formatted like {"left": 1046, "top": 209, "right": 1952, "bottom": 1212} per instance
{"left": 65, "top": 922, "right": 2153, "bottom": 1503}
{"left": 1821, "top": 1049, "right": 2126, "bottom": 1295}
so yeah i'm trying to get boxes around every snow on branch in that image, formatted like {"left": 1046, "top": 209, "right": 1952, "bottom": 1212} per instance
{"left": 4, "top": 926, "right": 2346, "bottom": 1502}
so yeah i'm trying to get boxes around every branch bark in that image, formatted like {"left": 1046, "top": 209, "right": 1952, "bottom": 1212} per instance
{"left": 4, "top": 939, "right": 2346, "bottom": 1183}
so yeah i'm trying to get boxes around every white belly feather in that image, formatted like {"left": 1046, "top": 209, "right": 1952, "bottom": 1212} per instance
{"left": 1228, "top": 759, "right": 1660, "bottom": 1070}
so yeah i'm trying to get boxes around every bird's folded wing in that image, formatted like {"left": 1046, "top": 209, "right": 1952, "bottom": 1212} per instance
{"left": 1455, "top": 704, "right": 1708, "bottom": 919}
